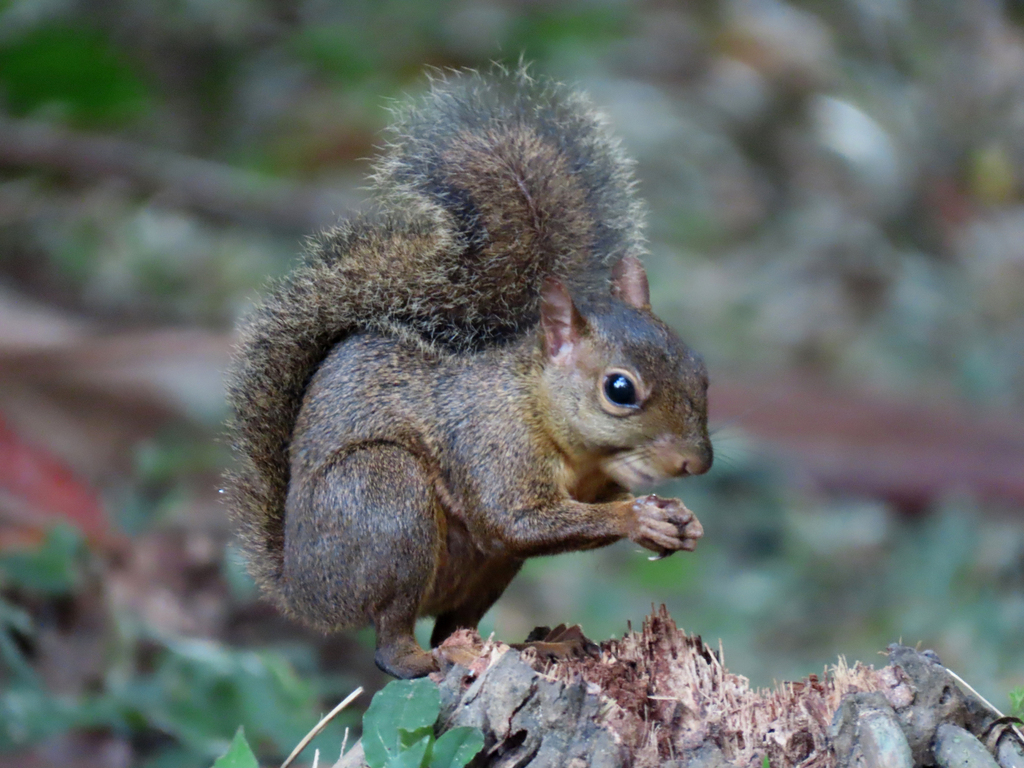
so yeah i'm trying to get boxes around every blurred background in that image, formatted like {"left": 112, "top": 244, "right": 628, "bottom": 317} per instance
{"left": 1, "top": 0, "right": 1023, "bottom": 765}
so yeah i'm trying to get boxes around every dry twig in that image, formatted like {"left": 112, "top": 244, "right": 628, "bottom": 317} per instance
{"left": 280, "top": 687, "right": 364, "bottom": 768}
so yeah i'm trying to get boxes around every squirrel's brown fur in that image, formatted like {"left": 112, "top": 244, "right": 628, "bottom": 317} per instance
{"left": 226, "top": 67, "right": 711, "bottom": 678}
{"left": 227, "top": 69, "right": 643, "bottom": 604}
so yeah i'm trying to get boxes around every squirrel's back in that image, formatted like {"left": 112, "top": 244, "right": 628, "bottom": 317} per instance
{"left": 226, "top": 67, "right": 647, "bottom": 606}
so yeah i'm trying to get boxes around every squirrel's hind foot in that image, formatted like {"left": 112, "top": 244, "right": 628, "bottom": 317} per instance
{"left": 374, "top": 637, "right": 439, "bottom": 679}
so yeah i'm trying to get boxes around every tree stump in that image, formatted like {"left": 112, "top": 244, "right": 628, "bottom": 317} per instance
{"left": 337, "top": 607, "right": 1023, "bottom": 768}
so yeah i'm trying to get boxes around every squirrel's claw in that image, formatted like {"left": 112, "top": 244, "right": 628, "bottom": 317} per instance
{"left": 630, "top": 495, "right": 703, "bottom": 556}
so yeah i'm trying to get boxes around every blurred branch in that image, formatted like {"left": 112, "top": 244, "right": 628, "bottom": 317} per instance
{"left": 0, "top": 115, "right": 358, "bottom": 233}
{"left": 712, "top": 379, "right": 1024, "bottom": 513}
{"left": 0, "top": 289, "right": 226, "bottom": 426}
{"left": 0, "top": 293, "right": 224, "bottom": 512}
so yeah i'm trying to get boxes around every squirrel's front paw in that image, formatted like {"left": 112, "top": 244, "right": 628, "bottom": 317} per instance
{"left": 629, "top": 494, "right": 703, "bottom": 558}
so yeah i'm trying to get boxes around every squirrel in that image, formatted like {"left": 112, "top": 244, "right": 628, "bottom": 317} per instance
{"left": 225, "top": 67, "right": 713, "bottom": 679}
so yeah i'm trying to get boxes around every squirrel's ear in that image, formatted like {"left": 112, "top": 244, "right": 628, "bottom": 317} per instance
{"left": 610, "top": 255, "right": 650, "bottom": 310}
{"left": 540, "top": 278, "right": 584, "bottom": 363}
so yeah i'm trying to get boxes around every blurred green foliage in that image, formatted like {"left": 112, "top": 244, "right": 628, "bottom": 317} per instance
{"left": 504, "top": 5, "right": 633, "bottom": 62}
{"left": 0, "top": 525, "right": 85, "bottom": 596}
{"left": 291, "top": 24, "right": 382, "bottom": 84}
{"left": 0, "top": 527, "right": 354, "bottom": 766}
{"left": 0, "top": 622, "right": 353, "bottom": 764}
{"left": 0, "top": 24, "right": 149, "bottom": 126}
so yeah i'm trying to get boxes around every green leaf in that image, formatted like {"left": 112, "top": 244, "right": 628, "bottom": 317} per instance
{"left": 110, "top": 635, "right": 336, "bottom": 762}
{"left": 212, "top": 726, "right": 258, "bottom": 768}
{"left": 1010, "top": 687, "right": 1024, "bottom": 717}
{"left": 398, "top": 725, "right": 434, "bottom": 750}
{"left": 762, "top": 755, "right": 770, "bottom": 768}
{"left": 385, "top": 734, "right": 431, "bottom": 768}
{"left": 363, "top": 679, "right": 440, "bottom": 768}
{"left": 429, "top": 726, "right": 485, "bottom": 768}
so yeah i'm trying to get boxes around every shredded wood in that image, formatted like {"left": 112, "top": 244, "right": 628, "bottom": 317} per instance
{"left": 439, "top": 607, "right": 890, "bottom": 767}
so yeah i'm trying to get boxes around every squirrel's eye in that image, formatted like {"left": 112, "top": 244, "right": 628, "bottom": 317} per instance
{"left": 604, "top": 373, "right": 637, "bottom": 407}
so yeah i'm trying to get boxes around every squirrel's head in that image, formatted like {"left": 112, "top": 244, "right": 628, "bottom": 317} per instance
{"left": 538, "top": 256, "right": 712, "bottom": 490}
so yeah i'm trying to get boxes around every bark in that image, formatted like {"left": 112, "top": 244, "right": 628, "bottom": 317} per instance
{"left": 336, "top": 608, "right": 1024, "bottom": 768}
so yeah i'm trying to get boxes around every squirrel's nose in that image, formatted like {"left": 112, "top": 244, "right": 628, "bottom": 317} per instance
{"left": 676, "top": 442, "right": 713, "bottom": 476}
{"left": 678, "top": 456, "right": 703, "bottom": 476}
{"left": 653, "top": 436, "right": 713, "bottom": 478}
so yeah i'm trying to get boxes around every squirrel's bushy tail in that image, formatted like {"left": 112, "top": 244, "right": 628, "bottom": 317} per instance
{"left": 226, "top": 67, "right": 646, "bottom": 604}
